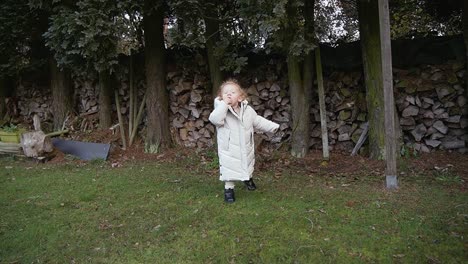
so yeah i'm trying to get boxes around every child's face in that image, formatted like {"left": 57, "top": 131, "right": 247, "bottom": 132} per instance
{"left": 221, "top": 84, "right": 243, "bottom": 106}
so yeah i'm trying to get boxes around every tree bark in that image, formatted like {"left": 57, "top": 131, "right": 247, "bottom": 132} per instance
{"left": 204, "top": 1, "right": 223, "bottom": 96}
{"left": 303, "top": 0, "right": 315, "bottom": 108}
{"left": 50, "top": 58, "right": 73, "bottom": 131}
{"left": 98, "top": 70, "right": 113, "bottom": 129}
{"left": 283, "top": 2, "right": 309, "bottom": 158}
{"left": 463, "top": 0, "right": 468, "bottom": 119}
{"left": 143, "top": 0, "right": 171, "bottom": 153}
{"left": 0, "top": 50, "right": 14, "bottom": 120}
{"left": 358, "top": 0, "right": 386, "bottom": 159}
{"left": 288, "top": 54, "right": 309, "bottom": 158}
{"left": 0, "top": 76, "right": 9, "bottom": 120}
{"left": 30, "top": 10, "right": 49, "bottom": 68}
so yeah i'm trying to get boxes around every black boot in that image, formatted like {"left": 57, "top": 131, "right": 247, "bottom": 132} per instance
{"left": 224, "top": 188, "right": 235, "bottom": 203}
{"left": 243, "top": 178, "right": 257, "bottom": 191}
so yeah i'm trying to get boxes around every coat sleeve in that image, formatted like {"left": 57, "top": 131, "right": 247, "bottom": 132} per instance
{"left": 252, "top": 110, "right": 280, "bottom": 133}
{"left": 209, "top": 98, "right": 229, "bottom": 127}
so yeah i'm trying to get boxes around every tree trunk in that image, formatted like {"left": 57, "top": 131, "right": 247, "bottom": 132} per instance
{"left": 98, "top": 70, "right": 112, "bottom": 129}
{"left": 204, "top": 2, "right": 223, "bottom": 96}
{"left": 303, "top": 0, "right": 315, "bottom": 108}
{"left": 284, "top": 2, "right": 309, "bottom": 158}
{"left": 143, "top": 0, "right": 171, "bottom": 153}
{"left": 0, "top": 51, "right": 14, "bottom": 121}
{"left": 358, "top": 0, "right": 386, "bottom": 159}
{"left": 50, "top": 58, "right": 73, "bottom": 131}
{"left": 463, "top": 0, "right": 468, "bottom": 119}
{"left": 288, "top": 54, "right": 309, "bottom": 158}
{"left": 0, "top": 76, "right": 8, "bottom": 120}
{"left": 30, "top": 10, "right": 49, "bottom": 68}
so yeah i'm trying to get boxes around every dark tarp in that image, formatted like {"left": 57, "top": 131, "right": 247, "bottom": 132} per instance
{"left": 52, "top": 138, "right": 110, "bottom": 161}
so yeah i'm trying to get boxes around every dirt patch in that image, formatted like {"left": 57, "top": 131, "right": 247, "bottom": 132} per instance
{"left": 256, "top": 150, "right": 385, "bottom": 177}
{"left": 46, "top": 129, "right": 467, "bottom": 187}
{"left": 408, "top": 151, "right": 468, "bottom": 178}
{"left": 67, "top": 129, "right": 121, "bottom": 144}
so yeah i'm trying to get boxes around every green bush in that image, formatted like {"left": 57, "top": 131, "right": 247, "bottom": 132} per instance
{"left": 1, "top": 124, "right": 18, "bottom": 133}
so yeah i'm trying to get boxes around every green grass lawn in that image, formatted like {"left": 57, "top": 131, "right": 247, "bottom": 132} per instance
{"left": 0, "top": 153, "right": 467, "bottom": 263}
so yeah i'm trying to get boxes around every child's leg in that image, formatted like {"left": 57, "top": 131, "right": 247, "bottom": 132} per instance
{"left": 224, "top": 181, "right": 235, "bottom": 189}
{"left": 243, "top": 175, "right": 256, "bottom": 191}
{"left": 224, "top": 181, "right": 235, "bottom": 203}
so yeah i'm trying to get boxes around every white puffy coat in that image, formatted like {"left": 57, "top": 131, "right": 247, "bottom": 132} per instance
{"left": 209, "top": 98, "right": 279, "bottom": 181}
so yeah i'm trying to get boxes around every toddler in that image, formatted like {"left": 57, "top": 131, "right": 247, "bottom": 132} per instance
{"left": 209, "top": 79, "right": 279, "bottom": 203}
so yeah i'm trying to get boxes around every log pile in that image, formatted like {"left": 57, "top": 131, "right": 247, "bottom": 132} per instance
{"left": 394, "top": 63, "right": 467, "bottom": 153}
{"left": 246, "top": 81, "right": 291, "bottom": 144}
{"left": 76, "top": 80, "right": 99, "bottom": 115}
{"left": 166, "top": 74, "right": 291, "bottom": 149}
{"left": 13, "top": 61, "right": 467, "bottom": 153}
{"left": 167, "top": 73, "right": 216, "bottom": 148}
{"left": 16, "top": 83, "right": 52, "bottom": 122}
{"left": 310, "top": 71, "right": 368, "bottom": 152}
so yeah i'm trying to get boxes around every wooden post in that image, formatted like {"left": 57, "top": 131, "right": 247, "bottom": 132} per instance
{"left": 315, "top": 46, "right": 329, "bottom": 161}
{"left": 129, "top": 93, "right": 147, "bottom": 146}
{"left": 351, "top": 122, "right": 369, "bottom": 156}
{"left": 129, "top": 53, "right": 134, "bottom": 140}
{"left": 114, "top": 90, "right": 127, "bottom": 150}
{"left": 378, "top": 0, "right": 397, "bottom": 189}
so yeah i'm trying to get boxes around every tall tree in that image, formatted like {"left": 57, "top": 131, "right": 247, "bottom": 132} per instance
{"left": 283, "top": 1, "right": 312, "bottom": 158}
{"left": 0, "top": 54, "right": 12, "bottom": 120}
{"left": 44, "top": 0, "right": 123, "bottom": 129}
{"left": 358, "top": 0, "right": 386, "bottom": 159}
{"left": 303, "top": 0, "right": 315, "bottom": 126}
{"left": 1, "top": 0, "right": 48, "bottom": 121}
{"left": 464, "top": 1, "right": 468, "bottom": 115}
{"left": 335, "top": 0, "right": 462, "bottom": 41}
{"left": 30, "top": 3, "right": 74, "bottom": 130}
{"left": 234, "top": 0, "right": 317, "bottom": 157}
{"left": 50, "top": 59, "right": 73, "bottom": 130}
{"left": 143, "top": 0, "right": 171, "bottom": 153}
{"left": 390, "top": 0, "right": 461, "bottom": 39}
{"left": 204, "top": 0, "right": 224, "bottom": 95}
{"left": 168, "top": 0, "right": 231, "bottom": 94}
{"left": 0, "top": 75, "right": 13, "bottom": 121}
{"left": 98, "top": 70, "right": 113, "bottom": 128}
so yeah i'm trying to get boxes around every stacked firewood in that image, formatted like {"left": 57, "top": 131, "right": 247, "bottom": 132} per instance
{"left": 247, "top": 81, "right": 291, "bottom": 144}
{"left": 13, "top": 61, "right": 467, "bottom": 153}
{"left": 394, "top": 63, "right": 467, "bottom": 153}
{"left": 75, "top": 80, "right": 98, "bottom": 114}
{"left": 310, "top": 71, "right": 368, "bottom": 152}
{"left": 166, "top": 76, "right": 292, "bottom": 149}
{"left": 16, "top": 83, "right": 52, "bottom": 122}
{"left": 166, "top": 73, "right": 215, "bottom": 148}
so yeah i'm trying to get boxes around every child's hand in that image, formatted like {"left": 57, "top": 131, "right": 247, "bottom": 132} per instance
{"left": 223, "top": 97, "right": 232, "bottom": 106}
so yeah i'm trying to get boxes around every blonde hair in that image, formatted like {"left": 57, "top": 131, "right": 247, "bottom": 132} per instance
{"left": 217, "top": 78, "right": 247, "bottom": 101}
